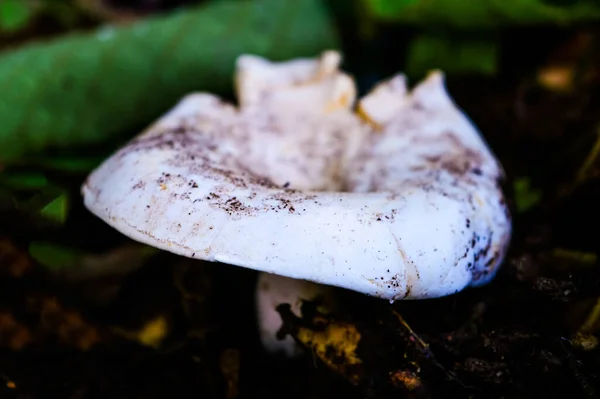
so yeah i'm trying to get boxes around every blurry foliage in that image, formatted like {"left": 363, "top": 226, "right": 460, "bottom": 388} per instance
{"left": 576, "top": 128, "right": 600, "bottom": 183}
{"left": 39, "top": 193, "right": 68, "bottom": 223}
{"left": 361, "top": 0, "right": 600, "bottom": 77}
{"left": 405, "top": 32, "right": 499, "bottom": 77}
{"left": 33, "top": 154, "right": 105, "bottom": 173}
{"left": 28, "top": 241, "right": 82, "bottom": 271}
{"left": 0, "top": 171, "right": 48, "bottom": 189}
{"left": 362, "top": 0, "right": 600, "bottom": 28}
{"left": 0, "top": 0, "right": 94, "bottom": 41}
{"left": 28, "top": 241, "right": 156, "bottom": 276}
{"left": 0, "top": 169, "right": 70, "bottom": 228}
{"left": 0, "top": 0, "right": 338, "bottom": 163}
{"left": 513, "top": 177, "right": 543, "bottom": 212}
{"left": 0, "top": 0, "right": 598, "bottom": 163}
{"left": 0, "top": 0, "right": 33, "bottom": 32}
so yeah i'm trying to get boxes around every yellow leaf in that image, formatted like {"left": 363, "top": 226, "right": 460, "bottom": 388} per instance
{"left": 135, "top": 315, "right": 169, "bottom": 348}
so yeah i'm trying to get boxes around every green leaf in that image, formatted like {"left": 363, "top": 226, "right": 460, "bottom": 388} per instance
{"left": 0, "top": 0, "right": 338, "bottom": 163}
{"left": 29, "top": 242, "right": 159, "bottom": 276}
{"left": 362, "top": 0, "right": 600, "bottom": 29}
{"left": 0, "top": 176, "right": 70, "bottom": 228}
{"left": 29, "top": 241, "right": 81, "bottom": 271}
{"left": 366, "top": 0, "right": 418, "bottom": 15}
{"left": 552, "top": 248, "right": 597, "bottom": 266}
{"left": 0, "top": 0, "right": 32, "bottom": 32}
{"left": 35, "top": 154, "right": 106, "bottom": 173}
{"left": 513, "top": 177, "right": 542, "bottom": 213}
{"left": 0, "top": 171, "right": 48, "bottom": 189}
{"left": 40, "top": 193, "right": 69, "bottom": 224}
{"left": 405, "top": 32, "right": 498, "bottom": 77}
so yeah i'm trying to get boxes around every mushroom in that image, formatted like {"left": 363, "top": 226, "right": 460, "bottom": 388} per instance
{"left": 81, "top": 51, "right": 511, "bottom": 355}
{"left": 255, "top": 272, "right": 339, "bottom": 357}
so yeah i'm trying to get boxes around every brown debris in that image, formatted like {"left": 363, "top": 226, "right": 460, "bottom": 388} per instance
{"left": 0, "top": 311, "right": 32, "bottom": 350}
{"left": 39, "top": 296, "right": 102, "bottom": 350}
{"left": 219, "top": 348, "right": 240, "bottom": 399}
{"left": 0, "top": 238, "right": 33, "bottom": 278}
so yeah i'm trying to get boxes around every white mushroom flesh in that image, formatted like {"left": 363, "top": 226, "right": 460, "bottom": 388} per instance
{"left": 256, "top": 272, "right": 337, "bottom": 356}
{"left": 82, "top": 51, "right": 512, "bottom": 300}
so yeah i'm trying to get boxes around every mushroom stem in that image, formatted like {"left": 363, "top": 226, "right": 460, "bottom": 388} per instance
{"left": 255, "top": 271, "right": 338, "bottom": 357}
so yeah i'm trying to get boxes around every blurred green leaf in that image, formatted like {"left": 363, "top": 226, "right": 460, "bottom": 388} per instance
{"left": 0, "top": 171, "right": 48, "bottom": 189}
{"left": 514, "top": 177, "right": 542, "bottom": 213}
{"left": 35, "top": 154, "right": 106, "bottom": 173}
{"left": 1, "top": 177, "right": 70, "bottom": 227}
{"left": 0, "top": 0, "right": 338, "bottom": 163}
{"left": 29, "top": 241, "right": 81, "bottom": 271}
{"left": 0, "top": 0, "right": 32, "bottom": 32}
{"left": 29, "top": 241, "right": 158, "bottom": 276}
{"left": 40, "top": 1, "right": 84, "bottom": 29}
{"left": 405, "top": 32, "right": 498, "bottom": 77}
{"left": 552, "top": 248, "right": 597, "bottom": 266}
{"left": 363, "top": 0, "right": 600, "bottom": 29}
{"left": 365, "top": 0, "right": 417, "bottom": 16}
{"left": 40, "top": 193, "right": 69, "bottom": 224}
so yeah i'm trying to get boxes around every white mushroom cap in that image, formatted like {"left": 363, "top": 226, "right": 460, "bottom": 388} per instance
{"left": 81, "top": 51, "right": 511, "bottom": 301}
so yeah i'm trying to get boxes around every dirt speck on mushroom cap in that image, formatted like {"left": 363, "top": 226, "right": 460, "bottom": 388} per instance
{"left": 81, "top": 51, "right": 511, "bottom": 300}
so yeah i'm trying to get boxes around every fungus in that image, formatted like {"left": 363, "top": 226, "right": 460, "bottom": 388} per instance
{"left": 256, "top": 272, "right": 339, "bottom": 357}
{"left": 81, "top": 51, "right": 511, "bottom": 355}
